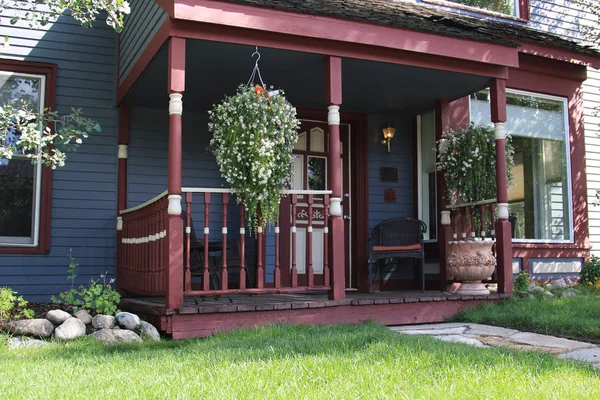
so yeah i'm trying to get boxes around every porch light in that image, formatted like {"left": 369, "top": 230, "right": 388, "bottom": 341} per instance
{"left": 381, "top": 124, "right": 396, "bottom": 152}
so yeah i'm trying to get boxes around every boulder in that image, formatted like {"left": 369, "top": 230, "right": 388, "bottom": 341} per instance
{"left": 561, "top": 291, "right": 576, "bottom": 298}
{"left": 532, "top": 286, "right": 545, "bottom": 293}
{"left": 54, "top": 318, "right": 86, "bottom": 340}
{"left": 115, "top": 312, "right": 141, "bottom": 330}
{"left": 86, "top": 325, "right": 98, "bottom": 335}
{"left": 92, "top": 314, "right": 116, "bottom": 330}
{"left": 90, "top": 329, "right": 142, "bottom": 345}
{"left": 46, "top": 310, "right": 71, "bottom": 325}
{"left": 553, "top": 279, "right": 567, "bottom": 289}
{"left": 543, "top": 291, "right": 554, "bottom": 297}
{"left": 7, "top": 319, "right": 54, "bottom": 338}
{"left": 74, "top": 310, "right": 92, "bottom": 325}
{"left": 7, "top": 337, "right": 49, "bottom": 349}
{"left": 139, "top": 321, "right": 161, "bottom": 342}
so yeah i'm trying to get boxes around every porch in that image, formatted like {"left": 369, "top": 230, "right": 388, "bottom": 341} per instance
{"left": 115, "top": 27, "right": 515, "bottom": 333}
{"left": 120, "top": 290, "right": 506, "bottom": 339}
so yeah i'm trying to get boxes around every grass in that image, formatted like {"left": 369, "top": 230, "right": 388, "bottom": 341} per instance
{"left": 453, "top": 288, "right": 600, "bottom": 340}
{"left": 0, "top": 322, "right": 598, "bottom": 399}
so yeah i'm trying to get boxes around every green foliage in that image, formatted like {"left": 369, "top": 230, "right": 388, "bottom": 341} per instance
{"left": 0, "top": 287, "right": 33, "bottom": 322}
{"left": 448, "top": 0, "right": 515, "bottom": 15}
{"left": 52, "top": 251, "right": 120, "bottom": 315}
{"left": 0, "top": 101, "right": 101, "bottom": 169}
{"left": 208, "top": 85, "right": 300, "bottom": 232}
{"left": 578, "top": 255, "right": 600, "bottom": 288}
{"left": 513, "top": 270, "right": 531, "bottom": 293}
{"left": 437, "top": 123, "right": 514, "bottom": 204}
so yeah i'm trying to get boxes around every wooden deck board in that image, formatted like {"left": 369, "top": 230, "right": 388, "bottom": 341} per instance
{"left": 120, "top": 291, "right": 505, "bottom": 339}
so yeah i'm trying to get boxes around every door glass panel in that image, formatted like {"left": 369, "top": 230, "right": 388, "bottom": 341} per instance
{"left": 295, "top": 131, "right": 307, "bottom": 151}
{"left": 309, "top": 127, "right": 325, "bottom": 152}
{"left": 308, "top": 157, "right": 326, "bottom": 191}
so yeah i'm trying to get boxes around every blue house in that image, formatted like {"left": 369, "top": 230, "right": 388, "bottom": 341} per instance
{"left": 1, "top": 0, "right": 599, "bottom": 338}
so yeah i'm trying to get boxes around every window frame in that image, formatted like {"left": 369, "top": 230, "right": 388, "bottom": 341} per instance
{"left": 422, "top": 0, "right": 530, "bottom": 22}
{"left": 469, "top": 88, "right": 574, "bottom": 244}
{"left": 416, "top": 113, "right": 438, "bottom": 244}
{"left": 0, "top": 60, "right": 56, "bottom": 254}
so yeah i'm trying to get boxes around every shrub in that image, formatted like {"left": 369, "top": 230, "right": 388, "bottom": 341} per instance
{"left": 52, "top": 251, "right": 120, "bottom": 315}
{"left": 0, "top": 287, "right": 34, "bottom": 322}
{"left": 514, "top": 270, "right": 531, "bottom": 293}
{"left": 579, "top": 256, "right": 600, "bottom": 288}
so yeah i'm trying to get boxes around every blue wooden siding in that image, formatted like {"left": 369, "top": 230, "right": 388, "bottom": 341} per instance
{"left": 119, "top": 0, "right": 167, "bottom": 85}
{"left": 0, "top": 13, "right": 118, "bottom": 301}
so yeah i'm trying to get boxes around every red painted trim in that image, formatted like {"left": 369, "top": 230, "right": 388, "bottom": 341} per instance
{"left": 0, "top": 59, "right": 56, "bottom": 255}
{"left": 490, "top": 79, "right": 507, "bottom": 123}
{"left": 168, "top": 300, "right": 490, "bottom": 339}
{"left": 520, "top": 0, "right": 530, "bottom": 21}
{"left": 155, "top": 0, "right": 174, "bottom": 16}
{"left": 173, "top": 0, "right": 519, "bottom": 68}
{"left": 518, "top": 42, "right": 600, "bottom": 69}
{"left": 325, "top": 57, "right": 342, "bottom": 106}
{"left": 171, "top": 20, "right": 510, "bottom": 80}
{"left": 117, "top": 18, "right": 171, "bottom": 104}
{"left": 168, "top": 37, "right": 186, "bottom": 93}
{"left": 117, "top": 105, "right": 129, "bottom": 213}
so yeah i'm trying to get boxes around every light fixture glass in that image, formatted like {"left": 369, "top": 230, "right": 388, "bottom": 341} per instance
{"left": 381, "top": 124, "right": 396, "bottom": 152}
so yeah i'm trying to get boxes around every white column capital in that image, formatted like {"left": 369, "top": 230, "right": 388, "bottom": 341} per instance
{"left": 327, "top": 105, "right": 340, "bottom": 126}
{"left": 497, "top": 202, "right": 509, "bottom": 220}
{"left": 494, "top": 122, "right": 506, "bottom": 140}
{"left": 118, "top": 144, "right": 128, "bottom": 159}
{"left": 167, "top": 194, "right": 182, "bottom": 215}
{"left": 440, "top": 210, "right": 451, "bottom": 226}
{"left": 329, "top": 197, "right": 342, "bottom": 217}
{"left": 116, "top": 216, "right": 123, "bottom": 231}
{"left": 169, "top": 93, "right": 183, "bottom": 115}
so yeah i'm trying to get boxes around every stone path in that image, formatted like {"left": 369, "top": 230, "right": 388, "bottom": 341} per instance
{"left": 391, "top": 323, "right": 600, "bottom": 368}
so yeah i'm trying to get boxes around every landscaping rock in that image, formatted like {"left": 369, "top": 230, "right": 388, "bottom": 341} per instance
{"left": 7, "top": 319, "right": 54, "bottom": 338}
{"left": 91, "top": 328, "right": 142, "bottom": 345}
{"left": 54, "top": 318, "right": 86, "bottom": 340}
{"left": 528, "top": 294, "right": 535, "bottom": 299}
{"left": 45, "top": 310, "right": 71, "bottom": 325}
{"left": 92, "top": 315, "right": 116, "bottom": 330}
{"left": 532, "top": 286, "right": 545, "bottom": 293}
{"left": 545, "top": 283, "right": 553, "bottom": 290}
{"left": 74, "top": 310, "right": 92, "bottom": 325}
{"left": 113, "top": 325, "right": 121, "bottom": 330}
{"left": 115, "top": 312, "right": 141, "bottom": 330}
{"left": 7, "top": 337, "right": 49, "bottom": 349}
{"left": 543, "top": 291, "right": 554, "bottom": 297}
{"left": 139, "top": 321, "right": 161, "bottom": 342}
{"left": 86, "top": 325, "right": 98, "bottom": 335}
{"left": 433, "top": 334, "right": 487, "bottom": 348}
{"left": 553, "top": 279, "right": 567, "bottom": 289}
{"left": 561, "top": 291, "right": 576, "bottom": 298}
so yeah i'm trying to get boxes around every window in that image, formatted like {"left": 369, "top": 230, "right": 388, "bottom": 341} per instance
{"left": 418, "top": 111, "right": 437, "bottom": 241}
{"left": 0, "top": 60, "right": 54, "bottom": 253}
{"left": 423, "top": 0, "right": 529, "bottom": 19}
{"left": 470, "top": 90, "right": 573, "bottom": 242}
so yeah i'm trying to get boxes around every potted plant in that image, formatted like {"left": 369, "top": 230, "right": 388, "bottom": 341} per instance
{"left": 208, "top": 84, "right": 299, "bottom": 232}
{"left": 437, "top": 123, "right": 513, "bottom": 294}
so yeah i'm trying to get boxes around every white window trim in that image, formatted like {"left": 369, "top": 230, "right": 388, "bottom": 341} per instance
{"left": 0, "top": 71, "right": 45, "bottom": 247}
{"left": 417, "top": 114, "right": 438, "bottom": 244}
{"left": 469, "top": 88, "right": 574, "bottom": 244}
{"left": 421, "top": 0, "right": 521, "bottom": 20}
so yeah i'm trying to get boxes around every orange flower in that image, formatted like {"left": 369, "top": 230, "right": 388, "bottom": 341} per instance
{"left": 255, "top": 85, "right": 264, "bottom": 97}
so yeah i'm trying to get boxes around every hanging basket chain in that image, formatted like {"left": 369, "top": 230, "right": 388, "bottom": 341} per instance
{"left": 246, "top": 46, "right": 267, "bottom": 88}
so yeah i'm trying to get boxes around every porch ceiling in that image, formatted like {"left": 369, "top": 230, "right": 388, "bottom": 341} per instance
{"left": 124, "top": 40, "right": 490, "bottom": 116}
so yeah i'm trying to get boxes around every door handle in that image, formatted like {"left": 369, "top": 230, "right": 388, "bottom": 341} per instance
{"left": 343, "top": 215, "right": 351, "bottom": 220}
{"left": 344, "top": 193, "right": 350, "bottom": 198}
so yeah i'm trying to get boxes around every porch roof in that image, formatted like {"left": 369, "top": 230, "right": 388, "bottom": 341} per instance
{"left": 222, "top": 0, "right": 600, "bottom": 58}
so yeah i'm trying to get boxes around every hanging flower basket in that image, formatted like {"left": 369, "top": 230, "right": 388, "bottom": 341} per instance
{"left": 208, "top": 84, "right": 300, "bottom": 232}
{"left": 436, "top": 123, "right": 514, "bottom": 205}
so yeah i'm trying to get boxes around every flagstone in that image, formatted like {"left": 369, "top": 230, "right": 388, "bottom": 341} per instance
{"left": 464, "top": 324, "right": 520, "bottom": 338}
{"left": 508, "top": 332, "right": 595, "bottom": 351}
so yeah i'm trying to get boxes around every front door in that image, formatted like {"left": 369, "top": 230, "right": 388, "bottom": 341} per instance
{"left": 281, "top": 120, "right": 351, "bottom": 287}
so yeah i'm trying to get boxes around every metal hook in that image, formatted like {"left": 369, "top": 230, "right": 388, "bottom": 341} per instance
{"left": 251, "top": 46, "right": 261, "bottom": 66}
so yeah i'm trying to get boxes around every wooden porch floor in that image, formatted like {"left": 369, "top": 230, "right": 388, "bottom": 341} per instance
{"left": 121, "top": 291, "right": 508, "bottom": 339}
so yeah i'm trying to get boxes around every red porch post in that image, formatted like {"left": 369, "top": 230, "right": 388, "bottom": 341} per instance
{"left": 116, "top": 105, "right": 130, "bottom": 294}
{"left": 490, "top": 79, "right": 513, "bottom": 294}
{"left": 166, "top": 37, "right": 186, "bottom": 309}
{"left": 326, "top": 56, "right": 345, "bottom": 300}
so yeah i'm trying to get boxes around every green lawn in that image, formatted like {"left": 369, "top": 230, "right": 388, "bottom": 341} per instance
{"left": 1, "top": 322, "right": 598, "bottom": 399}
{"left": 453, "top": 289, "right": 600, "bottom": 340}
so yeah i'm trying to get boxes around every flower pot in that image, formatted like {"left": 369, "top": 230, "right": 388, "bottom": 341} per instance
{"left": 448, "top": 240, "right": 496, "bottom": 295}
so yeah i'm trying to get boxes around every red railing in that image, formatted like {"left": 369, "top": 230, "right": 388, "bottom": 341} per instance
{"left": 117, "top": 188, "right": 333, "bottom": 298}
{"left": 181, "top": 188, "right": 332, "bottom": 297}
{"left": 118, "top": 191, "right": 169, "bottom": 296}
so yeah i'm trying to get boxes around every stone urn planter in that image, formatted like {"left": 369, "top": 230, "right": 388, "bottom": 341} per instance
{"left": 448, "top": 240, "right": 496, "bottom": 295}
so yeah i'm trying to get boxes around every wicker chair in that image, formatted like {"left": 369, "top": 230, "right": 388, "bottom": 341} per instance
{"left": 368, "top": 218, "right": 427, "bottom": 293}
